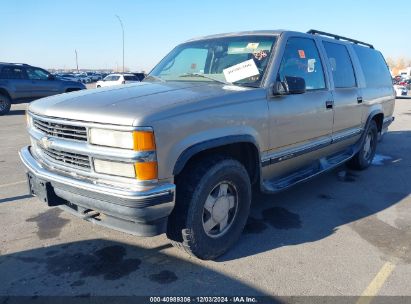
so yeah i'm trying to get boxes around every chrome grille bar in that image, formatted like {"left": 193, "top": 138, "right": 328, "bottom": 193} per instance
{"left": 33, "top": 118, "right": 87, "bottom": 141}
{"left": 40, "top": 146, "right": 91, "bottom": 170}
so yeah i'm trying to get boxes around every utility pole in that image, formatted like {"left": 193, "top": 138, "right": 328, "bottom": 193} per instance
{"left": 115, "top": 15, "right": 125, "bottom": 74}
{"left": 75, "top": 49, "right": 79, "bottom": 72}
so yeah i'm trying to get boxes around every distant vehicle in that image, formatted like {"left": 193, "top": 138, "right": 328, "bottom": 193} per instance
{"left": 394, "top": 84, "right": 408, "bottom": 97}
{"left": 56, "top": 73, "right": 80, "bottom": 82}
{"left": 399, "top": 67, "right": 411, "bottom": 80}
{"left": 86, "top": 72, "right": 102, "bottom": 82}
{"left": 0, "top": 63, "right": 85, "bottom": 115}
{"left": 95, "top": 73, "right": 141, "bottom": 88}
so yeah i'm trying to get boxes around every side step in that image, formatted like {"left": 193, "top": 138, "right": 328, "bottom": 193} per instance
{"left": 262, "top": 148, "right": 354, "bottom": 193}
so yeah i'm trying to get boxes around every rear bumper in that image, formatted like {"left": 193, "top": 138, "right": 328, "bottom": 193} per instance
{"left": 19, "top": 146, "right": 175, "bottom": 236}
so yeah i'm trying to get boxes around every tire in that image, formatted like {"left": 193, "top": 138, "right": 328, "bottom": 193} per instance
{"left": 347, "top": 120, "right": 378, "bottom": 170}
{"left": 0, "top": 93, "right": 11, "bottom": 116}
{"left": 96, "top": 85, "right": 101, "bottom": 88}
{"left": 167, "top": 156, "right": 251, "bottom": 260}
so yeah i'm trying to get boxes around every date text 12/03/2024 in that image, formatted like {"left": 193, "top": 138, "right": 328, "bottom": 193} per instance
{"left": 149, "top": 296, "right": 258, "bottom": 303}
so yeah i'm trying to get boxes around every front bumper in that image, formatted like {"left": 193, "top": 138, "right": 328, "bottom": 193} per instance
{"left": 19, "top": 146, "right": 175, "bottom": 236}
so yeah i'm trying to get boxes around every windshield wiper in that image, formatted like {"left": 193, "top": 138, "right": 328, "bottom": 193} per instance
{"left": 232, "top": 82, "right": 260, "bottom": 88}
{"left": 179, "top": 73, "right": 230, "bottom": 85}
{"left": 144, "top": 75, "right": 166, "bottom": 82}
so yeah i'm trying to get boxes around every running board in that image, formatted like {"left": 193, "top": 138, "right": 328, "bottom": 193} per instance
{"left": 262, "top": 148, "right": 354, "bottom": 193}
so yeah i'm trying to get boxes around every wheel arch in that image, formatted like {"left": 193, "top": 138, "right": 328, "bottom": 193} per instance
{"left": 173, "top": 135, "right": 261, "bottom": 185}
{"left": 0, "top": 87, "right": 12, "bottom": 100}
{"left": 366, "top": 109, "right": 384, "bottom": 133}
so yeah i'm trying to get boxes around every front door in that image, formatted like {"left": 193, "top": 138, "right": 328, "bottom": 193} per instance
{"left": 26, "top": 67, "right": 60, "bottom": 98}
{"left": 263, "top": 36, "right": 334, "bottom": 181}
{"left": 267, "top": 37, "right": 334, "bottom": 153}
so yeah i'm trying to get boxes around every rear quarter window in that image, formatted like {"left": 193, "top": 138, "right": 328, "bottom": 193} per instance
{"left": 353, "top": 45, "right": 392, "bottom": 87}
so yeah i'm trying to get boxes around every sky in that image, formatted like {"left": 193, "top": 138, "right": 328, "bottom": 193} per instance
{"left": 0, "top": 0, "right": 410, "bottom": 72}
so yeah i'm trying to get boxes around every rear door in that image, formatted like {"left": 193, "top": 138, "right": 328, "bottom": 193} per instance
{"left": 0, "top": 66, "right": 32, "bottom": 100}
{"left": 321, "top": 41, "right": 362, "bottom": 137}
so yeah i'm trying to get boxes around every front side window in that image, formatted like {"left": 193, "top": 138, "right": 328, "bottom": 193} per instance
{"left": 104, "top": 75, "right": 119, "bottom": 81}
{"left": 323, "top": 42, "right": 356, "bottom": 88}
{"left": 26, "top": 68, "right": 49, "bottom": 80}
{"left": 149, "top": 35, "right": 277, "bottom": 87}
{"left": 278, "top": 37, "right": 326, "bottom": 90}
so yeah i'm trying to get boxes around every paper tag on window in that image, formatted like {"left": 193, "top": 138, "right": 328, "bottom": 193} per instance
{"left": 223, "top": 59, "right": 260, "bottom": 83}
{"left": 246, "top": 43, "right": 259, "bottom": 49}
{"left": 298, "top": 50, "right": 306, "bottom": 59}
{"left": 307, "top": 59, "right": 316, "bottom": 73}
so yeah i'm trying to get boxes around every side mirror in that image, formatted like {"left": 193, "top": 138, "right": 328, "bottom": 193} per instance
{"left": 272, "top": 76, "right": 306, "bottom": 96}
{"left": 48, "top": 74, "right": 55, "bottom": 80}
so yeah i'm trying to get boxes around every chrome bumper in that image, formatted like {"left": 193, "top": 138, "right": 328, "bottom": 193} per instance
{"left": 19, "top": 146, "right": 175, "bottom": 236}
{"left": 19, "top": 146, "right": 175, "bottom": 203}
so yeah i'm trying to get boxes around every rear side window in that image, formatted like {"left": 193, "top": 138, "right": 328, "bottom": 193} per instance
{"left": 0, "top": 67, "right": 26, "bottom": 79}
{"left": 278, "top": 37, "right": 326, "bottom": 90}
{"left": 323, "top": 42, "right": 356, "bottom": 88}
{"left": 353, "top": 45, "right": 392, "bottom": 87}
{"left": 124, "top": 75, "right": 138, "bottom": 81}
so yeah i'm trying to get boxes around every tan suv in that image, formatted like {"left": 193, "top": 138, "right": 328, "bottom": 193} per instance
{"left": 20, "top": 30, "right": 395, "bottom": 260}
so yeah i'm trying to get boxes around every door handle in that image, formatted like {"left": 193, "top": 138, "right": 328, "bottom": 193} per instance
{"left": 357, "top": 97, "right": 363, "bottom": 104}
{"left": 325, "top": 100, "right": 333, "bottom": 109}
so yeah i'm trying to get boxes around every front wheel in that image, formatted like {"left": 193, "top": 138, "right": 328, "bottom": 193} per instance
{"left": 167, "top": 156, "right": 251, "bottom": 260}
{"left": 347, "top": 120, "right": 378, "bottom": 170}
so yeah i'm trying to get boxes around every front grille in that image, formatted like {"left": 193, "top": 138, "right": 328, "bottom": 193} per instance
{"left": 33, "top": 118, "right": 87, "bottom": 141}
{"left": 40, "top": 147, "right": 91, "bottom": 170}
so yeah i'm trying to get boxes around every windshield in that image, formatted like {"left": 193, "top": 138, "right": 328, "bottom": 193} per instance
{"left": 148, "top": 35, "right": 277, "bottom": 87}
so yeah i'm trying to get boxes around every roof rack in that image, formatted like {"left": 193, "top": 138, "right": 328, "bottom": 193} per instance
{"left": 307, "top": 29, "right": 374, "bottom": 49}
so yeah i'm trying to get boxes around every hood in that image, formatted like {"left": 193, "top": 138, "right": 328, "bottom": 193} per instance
{"left": 29, "top": 81, "right": 253, "bottom": 126}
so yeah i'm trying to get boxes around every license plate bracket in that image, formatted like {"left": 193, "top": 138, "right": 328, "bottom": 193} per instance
{"left": 27, "top": 173, "right": 64, "bottom": 206}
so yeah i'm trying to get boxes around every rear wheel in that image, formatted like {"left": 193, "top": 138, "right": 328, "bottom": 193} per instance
{"left": 347, "top": 120, "right": 378, "bottom": 170}
{"left": 167, "top": 156, "right": 251, "bottom": 260}
{"left": 0, "top": 93, "right": 11, "bottom": 116}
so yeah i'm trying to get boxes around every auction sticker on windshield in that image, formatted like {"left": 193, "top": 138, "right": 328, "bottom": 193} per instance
{"left": 223, "top": 59, "right": 259, "bottom": 83}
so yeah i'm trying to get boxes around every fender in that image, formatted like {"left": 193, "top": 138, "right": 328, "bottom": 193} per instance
{"left": 0, "top": 86, "right": 12, "bottom": 100}
{"left": 173, "top": 134, "right": 260, "bottom": 176}
{"left": 352, "top": 109, "right": 384, "bottom": 155}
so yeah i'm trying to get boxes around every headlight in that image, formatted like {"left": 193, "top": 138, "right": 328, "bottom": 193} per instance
{"left": 89, "top": 128, "right": 156, "bottom": 151}
{"left": 89, "top": 128, "right": 134, "bottom": 149}
{"left": 90, "top": 128, "right": 158, "bottom": 180}
{"left": 94, "top": 159, "right": 136, "bottom": 178}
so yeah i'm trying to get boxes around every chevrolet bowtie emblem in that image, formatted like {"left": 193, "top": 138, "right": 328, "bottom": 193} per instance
{"left": 40, "top": 136, "right": 52, "bottom": 149}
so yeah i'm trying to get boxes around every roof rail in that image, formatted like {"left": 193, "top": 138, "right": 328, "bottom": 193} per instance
{"left": 0, "top": 62, "right": 29, "bottom": 66}
{"left": 307, "top": 29, "right": 374, "bottom": 49}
